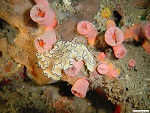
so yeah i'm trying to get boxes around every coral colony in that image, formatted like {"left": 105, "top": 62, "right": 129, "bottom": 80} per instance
{"left": 31, "top": 0, "right": 126, "bottom": 98}
{"left": 0, "top": 0, "right": 150, "bottom": 112}
{"left": 30, "top": 0, "right": 124, "bottom": 98}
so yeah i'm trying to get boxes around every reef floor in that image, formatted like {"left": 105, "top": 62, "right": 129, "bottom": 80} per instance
{"left": 0, "top": 0, "right": 150, "bottom": 113}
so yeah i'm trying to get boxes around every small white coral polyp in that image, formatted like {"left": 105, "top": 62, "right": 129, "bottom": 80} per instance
{"left": 36, "top": 39, "right": 95, "bottom": 81}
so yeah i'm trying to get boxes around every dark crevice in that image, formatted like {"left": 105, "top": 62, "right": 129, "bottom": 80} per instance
{"left": 51, "top": 81, "right": 74, "bottom": 97}
{"left": 113, "top": 11, "right": 122, "bottom": 27}
{"left": 0, "top": 51, "right": 2, "bottom": 57}
{"left": 133, "top": 38, "right": 145, "bottom": 46}
{"left": 0, "top": 18, "right": 18, "bottom": 44}
{"left": 23, "top": 9, "right": 38, "bottom": 28}
{"left": 86, "top": 89, "right": 115, "bottom": 113}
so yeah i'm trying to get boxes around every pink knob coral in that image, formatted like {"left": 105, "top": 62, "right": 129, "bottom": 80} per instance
{"left": 113, "top": 44, "right": 127, "bottom": 59}
{"left": 106, "top": 20, "right": 116, "bottom": 29}
{"left": 107, "top": 69, "right": 119, "bottom": 79}
{"left": 96, "top": 63, "right": 108, "bottom": 74}
{"left": 128, "top": 59, "right": 136, "bottom": 67}
{"left": 64, "top": 60, "right": 84, "bottom": 76}
{"left": 77, "top": 21, "right": 97, "bottom": 45}
{"left": 71, "top": 78, "right": 90, "bottom": 98}
{"left": 92, "top": 61, "right": 108, "bottom": 78}
{"left": 106, "top": 64, "right": 119, "bottom": 79}
{"left": 30, "top": 4, "right": 57, "bottom": 28}
{"left": 105, "top": 27, "right": 124, "bottom": 46}
{"left": 34, "top": 28, "right": 56, "bottom": 53}
{"left": 97, "top": 52, "right": 106, "bottom": 61}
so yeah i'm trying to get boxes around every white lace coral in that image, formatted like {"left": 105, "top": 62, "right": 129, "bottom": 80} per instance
{"left": 36, "top": 39, "right": 95, "bottom": 81}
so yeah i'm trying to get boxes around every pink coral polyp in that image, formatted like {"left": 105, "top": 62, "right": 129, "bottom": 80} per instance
{"left": 113, "top": 44, "right": 127, "bottom": 59}
{"left": 105, "top": 27, "right": 124, "bottom": 46}
{"left": 30, "top": 4, "right": 57, "bottom": 28}
{"left": 77, "top": 21, "right": 97, "bottom": 45}
{"left": 128, "top": 59, "right": 136, "bottom": 67}
{"left": 110, "top": 69, "right": 119, "bottom": 78}
{"left": 34, "top": 29, "right": 56, "bottom": 53}
{"left": 145, "top": 23, "right": 150, "bottom": 40}
{"left": 97, "top": 63, "right": 108, "bottom": 74}
{"left": 71, "top": 78, "right": 89, "bottom": 98}
{"left": 64, "top": 60, "right": 84, "bottom": 76}
{"left": 30, "top": 5, "right": 47, "bottom": 23}
{"left": 106, "top": 64, "right": 119, "bottom": 79}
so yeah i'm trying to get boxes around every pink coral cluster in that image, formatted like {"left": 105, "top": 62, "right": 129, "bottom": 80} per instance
{"left": 105, "top": 20, "right": 127, "bottom": 58}
{"left": 30, "top": 2, "right": 92, "bottom": 97}
{"left": 92, "top": 61, "right": 119, "bottom": 79}
{"left": 30, "top": 0, "right": 57, "bottom": 53}
{"left": 30, "top": 1, "right": 129, "bottom": 99}
{"left": 64, "top": 60, "right": 90, "bottom": 98}
{"left": 106, "top": 63, "right": 119, "bottom": 79}
{"left": 124, "top": 22, "right": 150, "bottom": 41}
